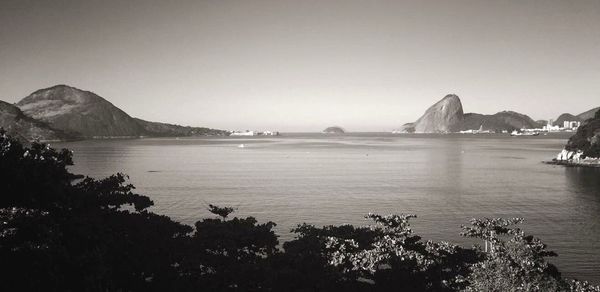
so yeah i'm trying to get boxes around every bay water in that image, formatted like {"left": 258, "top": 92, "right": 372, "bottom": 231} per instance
{"left": 55, "top": 133, "right": 600, "bottom": 283}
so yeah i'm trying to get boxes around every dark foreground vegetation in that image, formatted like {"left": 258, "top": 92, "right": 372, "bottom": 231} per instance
{"left": 0, "top": 130, "right": 598, "bottom": 292}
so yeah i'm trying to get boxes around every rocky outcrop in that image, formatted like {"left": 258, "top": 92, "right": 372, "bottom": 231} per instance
{"left": 323, "top": 126, "right": 345, "bottom": 134}
{"left": 397, "top": 122, "right": 415, "bottom": 133}
{"left": 563, "top": 109, "right": 600, "bottom": 156}
{"left": 553, "top": 149, "right": 600, "bottom": 167}
{"left": 556, "top": 149, "right": 583, "bottom": 161}
{"left": 553, "top": 109, "right": 600, "bottom": 166}
{"left": 0, "top": 100, "right": 74, "bottom": 141}
{"left": 399, "top": 94, "right": 464, "bottom": 133}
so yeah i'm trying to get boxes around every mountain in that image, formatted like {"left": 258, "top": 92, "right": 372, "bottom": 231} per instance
{"left": 399, "top": 94, "right": 464, "bottom": 133}
{"left": 488, "top": 111, "right": 542, "bottom": 129}
{"left": 577, "top": 107, "right": 600, "bottom": 121}
{"left": 17, "top": 85, "right": 143, "bottom": 137}
{"left": 0, "top": 100, "right": 73, "bottom": 141}
{"left": 554, "top": 113, "right": 581, "bottom": 126}
{"left": 397, "top": 94, "right": 544, "bottom": 133}
{"left": 460, "top": 111, "right": 542, "bottom": 132}
{"left": 552, "top": 107, "right": 599, "bottom": 126}
{"left": 14, "top": 85, "right": 227, "bottom": 139}
{"left": 323, "top": 126, "right": 345, "bottom": 134}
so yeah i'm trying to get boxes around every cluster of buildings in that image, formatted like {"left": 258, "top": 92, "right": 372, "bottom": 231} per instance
{"left": 541, "top": 119, "right": 581, "bottom": 132}
{"left": 458, "top": 119, "right": 582, "bottom": 135}
{"left": 229, "top": 130, "right": 280, "bottom": 136}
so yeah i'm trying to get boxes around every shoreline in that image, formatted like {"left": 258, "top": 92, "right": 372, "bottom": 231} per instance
{"left": 543, "top": 159, "right": 600, "bottom": 168}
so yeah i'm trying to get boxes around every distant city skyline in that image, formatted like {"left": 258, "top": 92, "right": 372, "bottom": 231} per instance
{"left": 1, "top": 0, "right": 599, "bottom": 132}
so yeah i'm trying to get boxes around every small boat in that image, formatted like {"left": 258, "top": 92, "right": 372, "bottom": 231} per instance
{"left": 238, "top": 144, "right": 245, "bottom": 148}
{"left": 510, "top": 130, "right": 539, "bottom": 136}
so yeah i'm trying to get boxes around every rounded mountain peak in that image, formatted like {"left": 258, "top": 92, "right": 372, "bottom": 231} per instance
{"left": 443, "top": 93, "right": 460, "bottom": 99}
{"left": 18, "top": 85, "right": 103, "bottom": 106}
{"left": 431, "top": 94, "right": 463, "bottom": 113}
{"left": 440, "top": 94, "right": 461, "bottom": 104}
{"left": 14, "top": 85, "right": 141, "bottom": 137}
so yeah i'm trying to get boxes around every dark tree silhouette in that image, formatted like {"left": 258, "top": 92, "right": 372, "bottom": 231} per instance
{"left": 1, "top": 129, "right": 598, "bottom": 291}
{"left": 208, "top": 204, "right": 235, "bottom": 219}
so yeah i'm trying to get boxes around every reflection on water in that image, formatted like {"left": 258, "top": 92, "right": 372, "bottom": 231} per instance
{"left": 565, "top": 167, "right": 600, "bottom": 191}
{"left": 56, "top": 133, "right": 600, "bottom": 283}
{"left": 564, "top": 167, "right": 600, "bottom": 243}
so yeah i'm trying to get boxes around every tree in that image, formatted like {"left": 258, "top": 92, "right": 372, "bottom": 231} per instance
{"left": 179, "top": 208, "right": 279, "bottom": 291}
{"left": 208, "top": 204, "right": 235, "bottom": 220}
{"left": 460, "top": 218, "right": 576, "bottom": 292}
{"left": 0, "top": 130, "right": 192, "bottom": 290}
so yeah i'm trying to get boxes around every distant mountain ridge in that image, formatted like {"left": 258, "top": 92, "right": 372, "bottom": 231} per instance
{"left": 461, "top": 111, "right": 543, "bottom": 132}
{"left": 578, "top": 107, "right": 600, "bottom": 121}
{"left": 553, "top": 107, "right": 600, "bottom": 126}
{"left": 2, "top": 86, "right": 598, "bottom": 139}
{"left": 554, "top": 113, "right": 580, "bottom": 126}
{"left": 398, "top": 94, "right": 544, "bottom": 133}
{"left": 1, "top": 85, "right": 228, "bottom": 141}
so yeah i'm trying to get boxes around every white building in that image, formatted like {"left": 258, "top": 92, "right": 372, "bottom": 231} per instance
{"left": 229, "top": 130, "right": 280, "bottom": 136}
{"left": 230, "top": 130, "right": 256, "bottom": 136}
{"left": 563, "top": 121, "right": 581, "bottom": 130}
{"left": 543, "top": 124, "right": 560, "bottom": 132}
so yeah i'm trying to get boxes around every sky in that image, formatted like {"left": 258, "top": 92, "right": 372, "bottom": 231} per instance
{"left": 1, "top": 0, "right": 599, "bottom": 132}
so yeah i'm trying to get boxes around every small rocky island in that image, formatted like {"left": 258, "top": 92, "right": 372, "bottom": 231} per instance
{"left": 551, "top": 109, "right": 600, "bottom": 167}
{"left": 323, "top": 126, "right": 345, "bottom": 134}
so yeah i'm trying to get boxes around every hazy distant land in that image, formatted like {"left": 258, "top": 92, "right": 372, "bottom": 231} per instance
{"left": 1, "top": 85, "right": 598, "bottom": 142}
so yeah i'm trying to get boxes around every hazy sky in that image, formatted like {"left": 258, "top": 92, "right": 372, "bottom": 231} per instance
{"left": 1, "top": 0, "right": 599, "bottom": 131}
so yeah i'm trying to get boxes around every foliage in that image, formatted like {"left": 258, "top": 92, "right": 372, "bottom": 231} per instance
{"left": 319, "top": 213, "right": 478, "bottom": 291}
{"left": 1, "top": 129, "right": 599, "bottom": 291}
{"left": 565, "top": 109, "right": 600, "bottom": 157}
{"left": 208, "top": 204, "right": 236, "bottom": 219}
{"left": 460, "top": 218, "right": 563, "bottom": 291}
{"left": 0, "top": 129, "right": 194, "bottom": 291}
{"left": 178, "top": 215, "right": 278, "bottom": 290}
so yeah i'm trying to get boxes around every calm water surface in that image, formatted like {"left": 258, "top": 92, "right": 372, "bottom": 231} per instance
{"left": 56, "top": 133, "right": 600, "bottom": 283}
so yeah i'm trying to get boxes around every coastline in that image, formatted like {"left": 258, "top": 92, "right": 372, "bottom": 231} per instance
{"left": 548, "top": 149, "right": 600, "bottom": 168}
{"left": 544, "top": 160, "right": 600, "bottom": 168}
